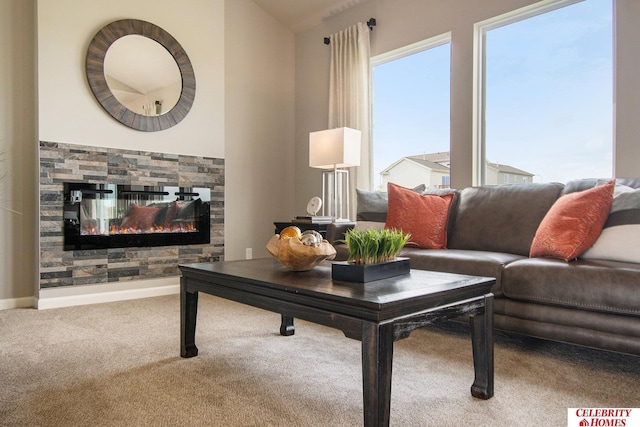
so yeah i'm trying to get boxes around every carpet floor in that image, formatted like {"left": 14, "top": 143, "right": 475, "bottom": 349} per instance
{"left": 1, "top": 293, "right": 639, "bottom": 426}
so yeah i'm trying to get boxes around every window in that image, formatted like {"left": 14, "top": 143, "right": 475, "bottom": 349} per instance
{"left": 480, "top": 0, "right": 613, "bottom": 184}
{"left": 371, "top": 35, "right": 451, "bottom": 191}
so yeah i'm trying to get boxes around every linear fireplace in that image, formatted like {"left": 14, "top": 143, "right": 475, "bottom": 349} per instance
{"left": 63, "top": 183, "right": 211, "bottom": 251}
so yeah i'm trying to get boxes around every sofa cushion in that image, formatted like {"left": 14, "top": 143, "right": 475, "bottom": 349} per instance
{"left": 530, "top": 180, "right": 614, "bottom": 261}
{"left": 333, "top": 242, "right": 350, "bottom": 262}
{"left": 325, "top": 222, "right": 355, "bottom": 262}
{"left": 496, "top": 299, "right": 640, "bottom": 341}
{"left": 448, "top": 182, "right": 564, "bottom": 256}
{"left": 494, "top": 301, "right": 640, "bottom": 355}
{"left": 400, "top": 248, "right": 525, "bottom": 297}
{"left": 354, "top": 221, "right": 385, "bottom": 231}
{"left": 562, "top": 177, "right": 640, "bottom": 195}
{"left": 356, "top": 184, "right": 426, "bottom": 222}
{"left": 501, "top": 257, "right": 640, "bottom": 316}
{"left": 385, "top": 183, "right": 454, "bottom": 249}
{"left": 562, "top": 178, "right": 611, "bottom": 194}
{"left": 582, "top": 185, "right": 640, "bottom": 263}
{"left": 356, "top": 184, "right": 456, "bottom": 222}
{"left": 356, "top": 188, "right": 390, "bottom": 222}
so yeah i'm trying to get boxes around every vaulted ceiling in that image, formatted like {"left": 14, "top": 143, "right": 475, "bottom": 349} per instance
{"left": 252, "top": 0, "right": 370, "bottom": 33}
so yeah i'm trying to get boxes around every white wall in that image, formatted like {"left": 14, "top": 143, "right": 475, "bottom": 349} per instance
{"left": 36, "top": 0, "right": 297, "bottom": 297}
{"left": 1, "top": 0, "right": 296, "bottom": 306}
{"left": 614, "top": 0, "right": 640, "bottom": 177}
{"left": 37, "top": 0, "right": 225, "bottom": 158}
{"left": 32, "top": 0, "right": 225, "bottom": 306}
{"left": 0, "top": 0, "right": 38, "bottom": 305}
{"left": 295, "top": 0, "right": 640, "bottom": 208}
{"left": 224, "top": 0, "right": 296, "bottom": 261}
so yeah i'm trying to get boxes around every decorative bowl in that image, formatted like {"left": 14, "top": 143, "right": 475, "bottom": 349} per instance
{"left": 266, "top": 234, "right": 336, "bottom": 271}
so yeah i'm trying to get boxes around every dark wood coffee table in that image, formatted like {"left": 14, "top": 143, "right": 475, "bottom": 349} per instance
{"left": 180, "top": 258, "right": 494, "bottom": 427}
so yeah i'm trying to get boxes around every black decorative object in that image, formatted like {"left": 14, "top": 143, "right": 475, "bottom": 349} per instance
{"left": 331, "top": 257, "right": 410, "bottom": 283}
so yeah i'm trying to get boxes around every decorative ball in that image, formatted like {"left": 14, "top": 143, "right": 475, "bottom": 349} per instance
{"left": 280, "top": 225, "right": 302, "bottom": 239}
{"left": 301, "top": 230, "right": 323, "bottom": 246}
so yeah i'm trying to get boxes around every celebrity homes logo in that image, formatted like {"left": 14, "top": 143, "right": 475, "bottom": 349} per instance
{"left": 568, "top": 408, "right": 640, "bottom": 426}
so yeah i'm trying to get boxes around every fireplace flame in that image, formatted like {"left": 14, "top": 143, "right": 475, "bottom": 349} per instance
{"left": 82, "top": 221, "right": 198, "bottom": 236}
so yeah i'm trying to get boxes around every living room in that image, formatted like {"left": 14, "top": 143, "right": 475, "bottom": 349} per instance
{"left": 1, "top": 0, "right": 639, "bottom": 425}
{"left": 2, "top": 0, "right": 639, "bottom": 308}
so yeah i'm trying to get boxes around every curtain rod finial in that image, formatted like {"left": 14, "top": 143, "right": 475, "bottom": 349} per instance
{"left": 324, "top": 18, "right": 376, "bottom": 45}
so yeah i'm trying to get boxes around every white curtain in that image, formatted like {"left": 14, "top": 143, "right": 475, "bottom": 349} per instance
{"left": 328, "top": 22, "right": 371, "bottom": 220}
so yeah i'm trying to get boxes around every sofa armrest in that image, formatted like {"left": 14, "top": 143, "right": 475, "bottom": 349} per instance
{"left": 325, "top": 222, "right": 356, "bottom": 245}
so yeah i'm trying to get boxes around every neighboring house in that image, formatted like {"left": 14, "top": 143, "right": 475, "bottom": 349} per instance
{"left": 379, "top": 152, "right": 451, "bottom": 190}
{"left": 486, "top": 161, "right": 534, "bottom": 185}
{"left": 379, "top": 152, "right": 533, "bottom": 190}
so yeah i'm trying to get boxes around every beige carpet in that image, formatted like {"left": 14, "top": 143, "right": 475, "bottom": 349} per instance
{"left": 1, "top": 293, "right": 638, "bottom": 426}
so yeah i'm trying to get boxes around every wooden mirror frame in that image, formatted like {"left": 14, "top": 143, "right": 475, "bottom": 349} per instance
{"left": 86, "top": 19, "right": 196, "bottom": 132}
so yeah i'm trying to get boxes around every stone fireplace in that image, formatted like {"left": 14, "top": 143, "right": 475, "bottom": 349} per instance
{"left": 39, "top": 141, "right": 224, "bottom": 288}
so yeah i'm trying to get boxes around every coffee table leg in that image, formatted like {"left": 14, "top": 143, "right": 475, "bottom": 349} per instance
{"left": 180, "top": 278, "right": 199, "bottom": 358}
{"left": 361, "top": 321, "right": 394, "bottom": 427}
{"left": 470, "top": 294, "right": 494, "bottom": 399}
{"left": 280, "top": 314, "right": 295, "bottom": 336}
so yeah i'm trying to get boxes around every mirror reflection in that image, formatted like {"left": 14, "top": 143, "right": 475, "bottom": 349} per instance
{"left": 104, "top": 35, "right": 181, "bottom": 116}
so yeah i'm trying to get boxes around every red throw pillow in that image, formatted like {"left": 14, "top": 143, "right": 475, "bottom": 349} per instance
{"left": 385, "top": 182, "right": 454, "bottom": 249}
{"left": 120, "top": 204, "right": 160, "bottom": 231}
{"left": 530, "top": 180, "right": 614, "bottom": 261}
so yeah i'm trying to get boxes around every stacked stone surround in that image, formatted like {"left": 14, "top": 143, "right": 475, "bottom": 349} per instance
{"left": 39, "top": 141, "right": 224, "bottom": 288}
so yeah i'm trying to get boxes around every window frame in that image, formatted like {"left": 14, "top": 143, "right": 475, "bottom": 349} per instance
{"left": 472, "top": 0, "right": 586, "bottom": 185}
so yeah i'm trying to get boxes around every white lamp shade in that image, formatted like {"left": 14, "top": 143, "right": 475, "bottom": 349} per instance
{"left": 309, "top": 127, "right": 361, "bottom": 169}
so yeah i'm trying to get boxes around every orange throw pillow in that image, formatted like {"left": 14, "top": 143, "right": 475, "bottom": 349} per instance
{"left": 530, "top": 180, "right": 614, "bottom": 261}
{"left": 385, "top": 182, "right": 454, "bottom": 249}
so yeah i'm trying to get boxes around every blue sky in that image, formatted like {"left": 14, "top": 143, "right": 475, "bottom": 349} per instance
{"left": 372, "top": 0, "right": 612, "bottom": 187}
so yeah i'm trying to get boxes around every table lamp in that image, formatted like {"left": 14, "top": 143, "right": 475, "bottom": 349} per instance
{"left": 309, "top": 127, "right": 361, "bottom": 221}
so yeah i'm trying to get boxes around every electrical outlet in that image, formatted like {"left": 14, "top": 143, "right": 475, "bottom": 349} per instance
{"left": 245, "top": 248, "right": 252, "bottom": 259}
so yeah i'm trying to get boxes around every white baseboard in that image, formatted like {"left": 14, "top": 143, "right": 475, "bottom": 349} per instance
{"left": 35, "top": 277, "right": 180, "bottom": 310}
{"left": 0, "top": 296, "right": 37, "bottom": 310}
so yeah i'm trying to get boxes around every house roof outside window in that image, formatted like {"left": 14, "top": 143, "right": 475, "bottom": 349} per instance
{"left": 379, "top": 151, "right": 534, "bottom": 190}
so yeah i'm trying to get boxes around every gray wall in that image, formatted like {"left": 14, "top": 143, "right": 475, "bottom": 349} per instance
{"left": 0, "top": 0, "right": 38, "bottom": 304}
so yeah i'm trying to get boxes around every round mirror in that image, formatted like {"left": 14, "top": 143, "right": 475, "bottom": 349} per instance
{"left": 86, "top": 19, "right": 196, "bottom": 132}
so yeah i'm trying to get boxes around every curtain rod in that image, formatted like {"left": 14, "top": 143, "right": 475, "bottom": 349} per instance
{"left": 324, "top": 18, "right": 376, "bottom": 45}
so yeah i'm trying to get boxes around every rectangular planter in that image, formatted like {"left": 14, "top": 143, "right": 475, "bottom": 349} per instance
{"left": 331, "top": 257, "right": 410, "bottom": 283}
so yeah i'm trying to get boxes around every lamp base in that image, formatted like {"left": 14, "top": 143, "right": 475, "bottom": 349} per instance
{"left": 321, "top": 169, "right": 350, "bottom": 220}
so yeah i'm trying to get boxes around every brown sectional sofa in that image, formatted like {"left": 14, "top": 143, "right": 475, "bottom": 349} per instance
{"left": 326, "top": 179, "right": 640, "bottom": 356}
